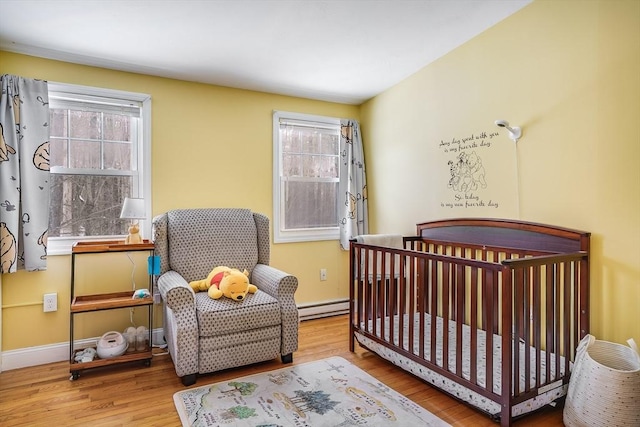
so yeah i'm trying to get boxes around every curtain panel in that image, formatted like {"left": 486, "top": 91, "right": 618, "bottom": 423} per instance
{"left": 339, "top": 119, "right": 368, "bottom": 250}
{"left": 0, "top": 75, "right": 50, "bottom": 272}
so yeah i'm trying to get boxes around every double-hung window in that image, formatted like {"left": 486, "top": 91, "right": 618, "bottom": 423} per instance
{"left": 273, "top": 111, "right": 340, "bottom": 243}
{"left": 47, "top": 83, "right": 151, "bottom": 255}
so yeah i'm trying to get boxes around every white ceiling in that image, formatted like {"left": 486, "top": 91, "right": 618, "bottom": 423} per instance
{"left": 0, "top": 0, "right": 531, "bottom": 105}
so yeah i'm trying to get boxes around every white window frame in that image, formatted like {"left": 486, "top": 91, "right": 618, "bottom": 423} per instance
{"left": 47, "top": 82, "right": 152, "bottom": 255}
{"left": 272, "top": 110, "right": 341, "bottom": 243}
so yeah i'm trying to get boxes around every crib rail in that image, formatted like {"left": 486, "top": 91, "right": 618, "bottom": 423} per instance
{"left": 349, "top": 238, "right": 589, "bottom": 426}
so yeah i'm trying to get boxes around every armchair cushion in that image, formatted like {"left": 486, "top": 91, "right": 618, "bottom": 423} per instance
{"left": 196, "top": 291, "right": 280, "bottom": 337}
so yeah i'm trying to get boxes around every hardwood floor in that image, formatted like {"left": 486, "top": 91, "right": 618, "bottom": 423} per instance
{"left": 0, "top": 315, "right": 565, "bottom": 426}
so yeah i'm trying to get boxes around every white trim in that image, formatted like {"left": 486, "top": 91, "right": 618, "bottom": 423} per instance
{"left": 1, "top": 328, "right": 165, "bottom": 371}
{"left": 48, "top": 81, "right": 150, "bottom": 103}
{"left": 298, "top": 299, "right": 349, "bottom": 321}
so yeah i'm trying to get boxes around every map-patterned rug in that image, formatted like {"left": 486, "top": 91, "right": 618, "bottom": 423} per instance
{"left": 173, "top": 356, "right": 450, "bottom": 427}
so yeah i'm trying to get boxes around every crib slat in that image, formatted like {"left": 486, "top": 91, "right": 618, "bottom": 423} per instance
{"left": 485, "top": 269, "right": 495, "bottom": 395}
{"left": 470, "top": 266, "right": 479, "bottom": 386}
{"left": 409, "top": 254, "right": 416, "bottom": 355}
{"left": 554, "top": 263, "right": 561, "bottom": 382}
{"left": 417, "top": 257, "right": 426, "bottom": 359}
{"left": 378, "top": 250, "right": 385, "bottom": 339}
{"left": 545, "top": 263, "right": 554, "bottom": 384}
{"left": 455, "top": 262, "right": 464, "bottom": 377}
{"left": 373, "top": 248, "right": 379, "bottom": 336}
{"left": 533, "top": 265, "right": 542, "bottom": 391}
{"left": 442, "top": 260, "right": 450, "bottom": 372}
{"left": 561, "top": 262, "right": 572, "bottom": 381}
{"left": 522, "top": 266, "right": 531, "bottom": 394}
{"left": 514, "top": 267, "right": 523, "bottom": 396}
{"left": 389, "top": 257, "right": 397, "bottom": 347}
{"left": 399, "top": 254, "right": 407, "bottom": 351}
{"left": 430, "top": 257, "right": 437, "bottom": 363}
{"left": 570, "top": 260, "right": 579, "bottom": 370}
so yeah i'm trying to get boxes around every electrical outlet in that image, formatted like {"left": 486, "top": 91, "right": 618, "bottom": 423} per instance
{"left": 320, "top": 268, "right": 327, "bottom": 281}
{"left": 43, "top": 293, "right": 57, "bottom": 312}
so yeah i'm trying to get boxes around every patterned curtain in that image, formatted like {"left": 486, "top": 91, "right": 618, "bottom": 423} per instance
{"left": 0, "top": 75, "right": 50, "bottom": 273}
{"left": 339, "top": 119, "right": 368, "bottom": 250}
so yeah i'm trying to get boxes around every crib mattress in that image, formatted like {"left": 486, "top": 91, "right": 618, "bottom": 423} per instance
{"left": 355, "top": 313, "right": 568, "bottom": 418}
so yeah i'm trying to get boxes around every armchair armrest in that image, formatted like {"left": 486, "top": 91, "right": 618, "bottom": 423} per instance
{"left": 157, "top": 270, "right": 196, "bottom": 312}
{"left": 156, "top": 270, "right": 199, "bottom": 378}
{"left": 252, "top": 263, "right": 299, "bottom": 356}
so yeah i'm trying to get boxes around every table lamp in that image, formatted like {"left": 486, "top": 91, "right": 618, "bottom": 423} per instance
{"left": 120, "top": 197, "right": 146, "bottom": 244}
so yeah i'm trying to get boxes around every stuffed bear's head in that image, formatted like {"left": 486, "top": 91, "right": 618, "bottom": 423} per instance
{"left": 219, "top": 270, "right": 253, "bottom": 301}
{"left": 205, "top": 267, "right": 258, "bottom": 300}
{"left": 128, "top": 223, "right": 140, "bottom": 234}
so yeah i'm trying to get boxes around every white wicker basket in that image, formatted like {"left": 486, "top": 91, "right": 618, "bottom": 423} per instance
{"left": 564, "top": 334, "right": 640, "bottom": 427}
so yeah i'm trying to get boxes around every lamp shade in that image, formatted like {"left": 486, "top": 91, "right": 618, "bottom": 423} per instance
{"left": 120, "top": 197, "right": 146, "bottom": 219}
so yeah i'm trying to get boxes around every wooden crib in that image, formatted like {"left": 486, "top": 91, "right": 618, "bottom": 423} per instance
{"left": 349, "top": 218, "right": 590, "bottom": 426}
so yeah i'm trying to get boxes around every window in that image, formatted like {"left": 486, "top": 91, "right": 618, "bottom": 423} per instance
{"left": 273, "top": 111, "right": 340, "bottom": 243}
{"left": 47, "top": 83, "right": 151, "bottom": 255}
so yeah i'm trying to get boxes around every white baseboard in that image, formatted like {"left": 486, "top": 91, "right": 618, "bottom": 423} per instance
{"left": 2, "top": 300, "right": 348, "bottom": 371}
{"left": 1, "top": 328, "right": 165, "bottom": 371}
{"left": 298, "top": 299, "right": 349, "bottom": 321}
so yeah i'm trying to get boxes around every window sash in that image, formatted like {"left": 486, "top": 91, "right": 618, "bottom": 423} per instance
{"left": 49, "top": 110, "right": 139, "bottom": 173}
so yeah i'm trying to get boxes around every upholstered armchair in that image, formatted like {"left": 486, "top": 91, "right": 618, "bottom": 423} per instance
{"left": 152, "top": 208, "right": 299, "bottom": 386}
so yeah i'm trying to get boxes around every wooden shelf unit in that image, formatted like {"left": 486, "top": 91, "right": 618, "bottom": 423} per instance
{"left": 69, "top": 240, "right": 155, "bottom": 380}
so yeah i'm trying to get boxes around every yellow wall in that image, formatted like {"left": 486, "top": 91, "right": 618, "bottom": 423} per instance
{"left": 0, "top": 52, "right": 356, "bottom": 351}
{"left": 1, "top": 0, "right": 638, "bottom": 353}
{"left": 360, "top": 0, "right": 639, "bottom": 345}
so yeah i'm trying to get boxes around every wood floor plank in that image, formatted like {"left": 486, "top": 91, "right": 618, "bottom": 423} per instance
{"left": 0, "top": 315, "right": 564, "bottom": 426}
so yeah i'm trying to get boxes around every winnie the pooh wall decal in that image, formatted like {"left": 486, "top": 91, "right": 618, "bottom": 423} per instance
{"left": 437, "top": 129, "right": 518, "bottom": 217}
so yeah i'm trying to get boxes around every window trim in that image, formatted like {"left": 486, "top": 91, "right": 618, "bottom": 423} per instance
{"left": 272, "top": 110, "right": 340, "bottom": 243}
{"left": 47, "top": 82, "right": 152, "bottom": 255}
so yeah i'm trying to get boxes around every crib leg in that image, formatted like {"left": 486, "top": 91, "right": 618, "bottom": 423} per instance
{"left": 500, "top": 404, "right": 511, "bottom": 427}
{"left": 349, "top": 323, "right": 355, "bottom": 352}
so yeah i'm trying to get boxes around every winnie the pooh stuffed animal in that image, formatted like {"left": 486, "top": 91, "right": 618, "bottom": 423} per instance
{"left": 189, "top": 266, "right": 258, "bottom": 301}
{"left": 124, "top": 223, "right": 143, "bottom": 244}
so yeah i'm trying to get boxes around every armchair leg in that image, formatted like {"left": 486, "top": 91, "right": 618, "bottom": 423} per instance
{"left": 181, "top": 374, "right": 197, "bottom": 386}
{"left": 281, "top": 353, "right": 293, "bottom": 364}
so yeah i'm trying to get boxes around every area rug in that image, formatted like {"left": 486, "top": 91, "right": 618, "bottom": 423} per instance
{"left": 173, "top": 356, "right": 450, "bottom": 427}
